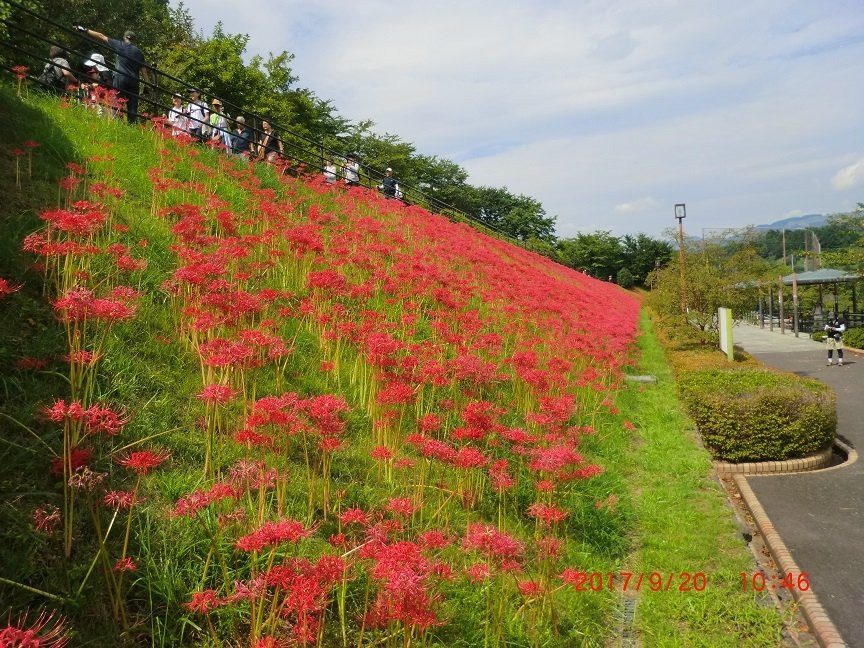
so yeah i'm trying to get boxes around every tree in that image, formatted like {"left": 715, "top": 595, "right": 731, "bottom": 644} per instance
{"left": 557, "top": 232, "right": 623, "bottom": 279}
{"left": 620, "top": 233, "right": 673, "bottom": 285}
{"left": 648, "top": 243, "right": 783, "bottom": 334}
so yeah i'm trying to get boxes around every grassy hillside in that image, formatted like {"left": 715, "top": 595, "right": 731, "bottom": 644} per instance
{"left": 0, "top": 86, "right": 783, "bottom": 647}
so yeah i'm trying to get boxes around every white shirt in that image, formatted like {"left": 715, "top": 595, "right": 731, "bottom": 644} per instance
{"left": 343, "top": 160, "right": 360, "bottom": 183}
{"left": 186, "top": 100, "right": 208, "bottom": 131}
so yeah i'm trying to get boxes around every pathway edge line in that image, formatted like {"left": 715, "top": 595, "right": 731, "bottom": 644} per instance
{"left": 733, "top": 474, "right": 848, "bottom": 648}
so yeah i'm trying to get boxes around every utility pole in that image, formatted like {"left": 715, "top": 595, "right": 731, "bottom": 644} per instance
{"left": 675, "top": 204, "right": 687, "bottom": 314}
{"left": 782, "top": 228, "right": 787, "bottom": 267}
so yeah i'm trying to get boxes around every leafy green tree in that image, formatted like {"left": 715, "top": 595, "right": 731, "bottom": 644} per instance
{"left": 620, "top": 233, "right": 673, "bottom": 285}
{"left": 616, "top": 268, "right": 636, "bottom": 289}
{"left": 557, "top": 231, "right": 623, "bottom": 279}
{"left": 648, "top": 243, "right": 783, "bottom": 333}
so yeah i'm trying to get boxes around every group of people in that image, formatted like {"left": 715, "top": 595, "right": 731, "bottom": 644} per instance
{"left": 39, "top": 27, "right": 147, "bottom": 123}
{"left": 164, "top": 90, "right": 284, "bottom": 162}
{"left": 41, "top": 24, "right": 404, "bottom": 196}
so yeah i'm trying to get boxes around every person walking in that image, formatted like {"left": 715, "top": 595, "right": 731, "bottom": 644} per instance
{"left": 76, "top": 26, "right": 149, "bottom": 123}
{"left": 825, "top": 313, "right": 846, "bottom": 366}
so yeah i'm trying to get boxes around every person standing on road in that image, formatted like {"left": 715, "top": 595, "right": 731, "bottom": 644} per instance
{"left": 75, "top": 26, "right": 149, "bottom": 123}
{"left": 825, "top": 313, "right": 846, "bottom": 366}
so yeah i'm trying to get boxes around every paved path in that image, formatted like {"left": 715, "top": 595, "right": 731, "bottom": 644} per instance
{"left": 732, "top": 323, "right": 864, "bottom": 646}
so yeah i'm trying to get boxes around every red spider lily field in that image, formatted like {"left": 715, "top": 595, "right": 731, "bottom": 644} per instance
{"left": 0, "top": 86, "right": 785, "bottom": 647}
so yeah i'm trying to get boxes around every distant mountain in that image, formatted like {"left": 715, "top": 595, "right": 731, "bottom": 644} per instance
{"left": 755, "top": 213, "right": 828, "bottom": 231}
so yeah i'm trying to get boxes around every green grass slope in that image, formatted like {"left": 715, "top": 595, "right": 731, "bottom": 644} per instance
{"left": 0, "top": 86, "right": 783, "bottom": 647}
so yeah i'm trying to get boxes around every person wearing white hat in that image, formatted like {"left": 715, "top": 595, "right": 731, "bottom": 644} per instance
{"left": 378, "top": 167, "right": 397, "bottom": 198}
{"left": 75, "top": 26, "right": 149, "bottom": 123}
{"left": 83, "top": 53, "right": 113, "bottom": 87}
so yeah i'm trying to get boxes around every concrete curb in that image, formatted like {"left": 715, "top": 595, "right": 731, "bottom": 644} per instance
{"left": 734, "top": 475, "right": 848, "bottom": 648}
{"left": 713, "top": 445, "right": 834, "bottom": 475}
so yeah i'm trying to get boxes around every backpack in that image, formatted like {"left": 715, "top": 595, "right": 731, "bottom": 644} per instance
{"left": 37, "top": 58, "right": 65, "bottom": 91}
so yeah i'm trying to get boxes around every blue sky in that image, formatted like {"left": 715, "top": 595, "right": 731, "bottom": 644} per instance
{"left": 171, "top": 0, "right": 864, "bottom": 239}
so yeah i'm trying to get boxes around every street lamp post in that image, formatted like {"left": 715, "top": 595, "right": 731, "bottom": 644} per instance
{"left": 675, "top": 204, "right": 687, "bottom": 314}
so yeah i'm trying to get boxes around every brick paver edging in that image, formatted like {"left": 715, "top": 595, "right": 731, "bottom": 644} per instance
{"left": 733, "top": 475, "right": 848, "bottom": 648}
{"left": 713, "top": 445, "right": 833, "bottom": 475}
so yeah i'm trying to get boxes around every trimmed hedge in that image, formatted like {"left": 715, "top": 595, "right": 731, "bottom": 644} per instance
{"left": 678, "top": 368, "right": 836, "bottom": 462}
{"left": 811, "top": 327, "right": 864, "bottom": 347}
{"left": 844, "top": 327, "right": 864, "bottom": 349}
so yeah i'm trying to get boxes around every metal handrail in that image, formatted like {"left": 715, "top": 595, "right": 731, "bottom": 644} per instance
{"left": 0, "top": 0, "right": 528, "bottom": 247}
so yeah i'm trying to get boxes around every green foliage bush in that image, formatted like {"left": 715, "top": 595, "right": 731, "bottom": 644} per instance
{"left": 616, "top": 267, "right": 635, "bottom": 289}
{"left": 678, "top": 368, "right": 835, "bottom": 462}
{"left": 843, "top": 327, "right": 864, "bottom": 348}
{"left": 811, "top": 330, "right": 827, "bottom": 342}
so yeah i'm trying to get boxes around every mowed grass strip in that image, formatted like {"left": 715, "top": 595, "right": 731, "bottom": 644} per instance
{"left": 619, "top": 313, "right": 785, "bottom": 647}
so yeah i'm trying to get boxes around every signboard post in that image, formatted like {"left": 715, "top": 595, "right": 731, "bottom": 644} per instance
{"left": 718, "top": 307, "right": 734, "bottom": 362}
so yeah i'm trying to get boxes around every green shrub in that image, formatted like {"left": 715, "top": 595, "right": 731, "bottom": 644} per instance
{"left": 616, "top": 267, "right": 635, "bottom": 289}
{"left": 811, "top": 330, "right": 827, "bottom": 342}
{"left": 678, "top": 368, "right": 835, "bottom": 462}
{"left": 843, "top": 327, "right": 864, "bottom": 349}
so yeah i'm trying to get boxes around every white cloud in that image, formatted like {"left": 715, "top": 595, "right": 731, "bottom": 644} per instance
{"left": 615, "top": 197, "right": 659, "bottom": 213}
{"left": 172, "top": 0, "right": 864, "bottom": 236}
{"left": 832, "top": 159, "right": 864, "bottom": 190}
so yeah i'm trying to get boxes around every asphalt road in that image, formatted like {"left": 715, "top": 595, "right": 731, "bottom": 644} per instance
{"left": 732, "top": 323, "right": 864, "bottom": 646}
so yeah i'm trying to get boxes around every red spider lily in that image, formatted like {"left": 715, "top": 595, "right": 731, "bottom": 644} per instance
{"left": 196, "top": 383, "right": 238, "bottom": 404}
{"left": 0, "top": 277, "right": 22, "bottom": 297}
{"left": 376, "top": 381, "right": 414, "bottom": 405}
{"left": 57, "top": 175, "right": 80, "bottom": 193}
{"left": 113, "top": 556, "right": 137, "bottom": 572}
{"left": 463, "top": 523, "right": 525, "bottom": 564}
{"left": 61, "top": 350, "right": 102, "bottom": 365}
{"left": 67, "top": 467, "right": 107, "bottom": 492}
{"left": 559, "top": 568, "right": 587, "bottom": 588}
{"left": 103, "top": 490, "right": 136, "bottom": 509}
{"left": 15, "top": 357, "right": 48, "bottom": 370}
{"left": 0, "top": 610, "right": 69, "bottom": 647}
{"left": 40, "top": 202, "right": 108, "bottom": 237}
{"left": 228, "top": 460, "right": 278, "bottom": 489}
{"left": 527, "top": 503, "right": 569, "bottom": 525}
{"left": 363, "top": 540, "right": 444, "bottom": 631}
{"left": 32, "top": 505, "right": 61, "bottom": 534}
{"left": 116, "top": 448, "right": 170, "bottom": 475}
{"left": 43, "top": 401, "right": 128, "bottom": 436}
{"left": 172, "top": 482, "right": 242, "bottom": 517}
{"left": 370, "top": 445, "right": 393, "bottom": 461}
{"left": 517, "top": 580, "right": 544, "bottom": 598}
{"left": 11, "top": 65, "right": 29, "bottom": 80}
{"left": 386, "top": 497, "right": 414, "bottom": 518}
{"left": 536, "top": 536, "right": 564, "bottom": 560}
{"left": 52, "top": 287, "right": 137, "bottom": 323}
{"left": 50, "top": 447, "right": 92, "bottom": 475}
{"left": 235, "top": 518, "right": 313, "bottom": 552}
{"left": 419, "top": 413, "right": 441, "bottom": 433}
{"left": 418, "top": 530, "right": 451, "bottom": 550}
{"left": 339, "top": 507, "right": 369, "bottom": 527}
{"left": 465, "top": 562, "right": 492, "bottom": 583}
{"left": 184, "top": 589, "right": 223, "bottom": 613}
